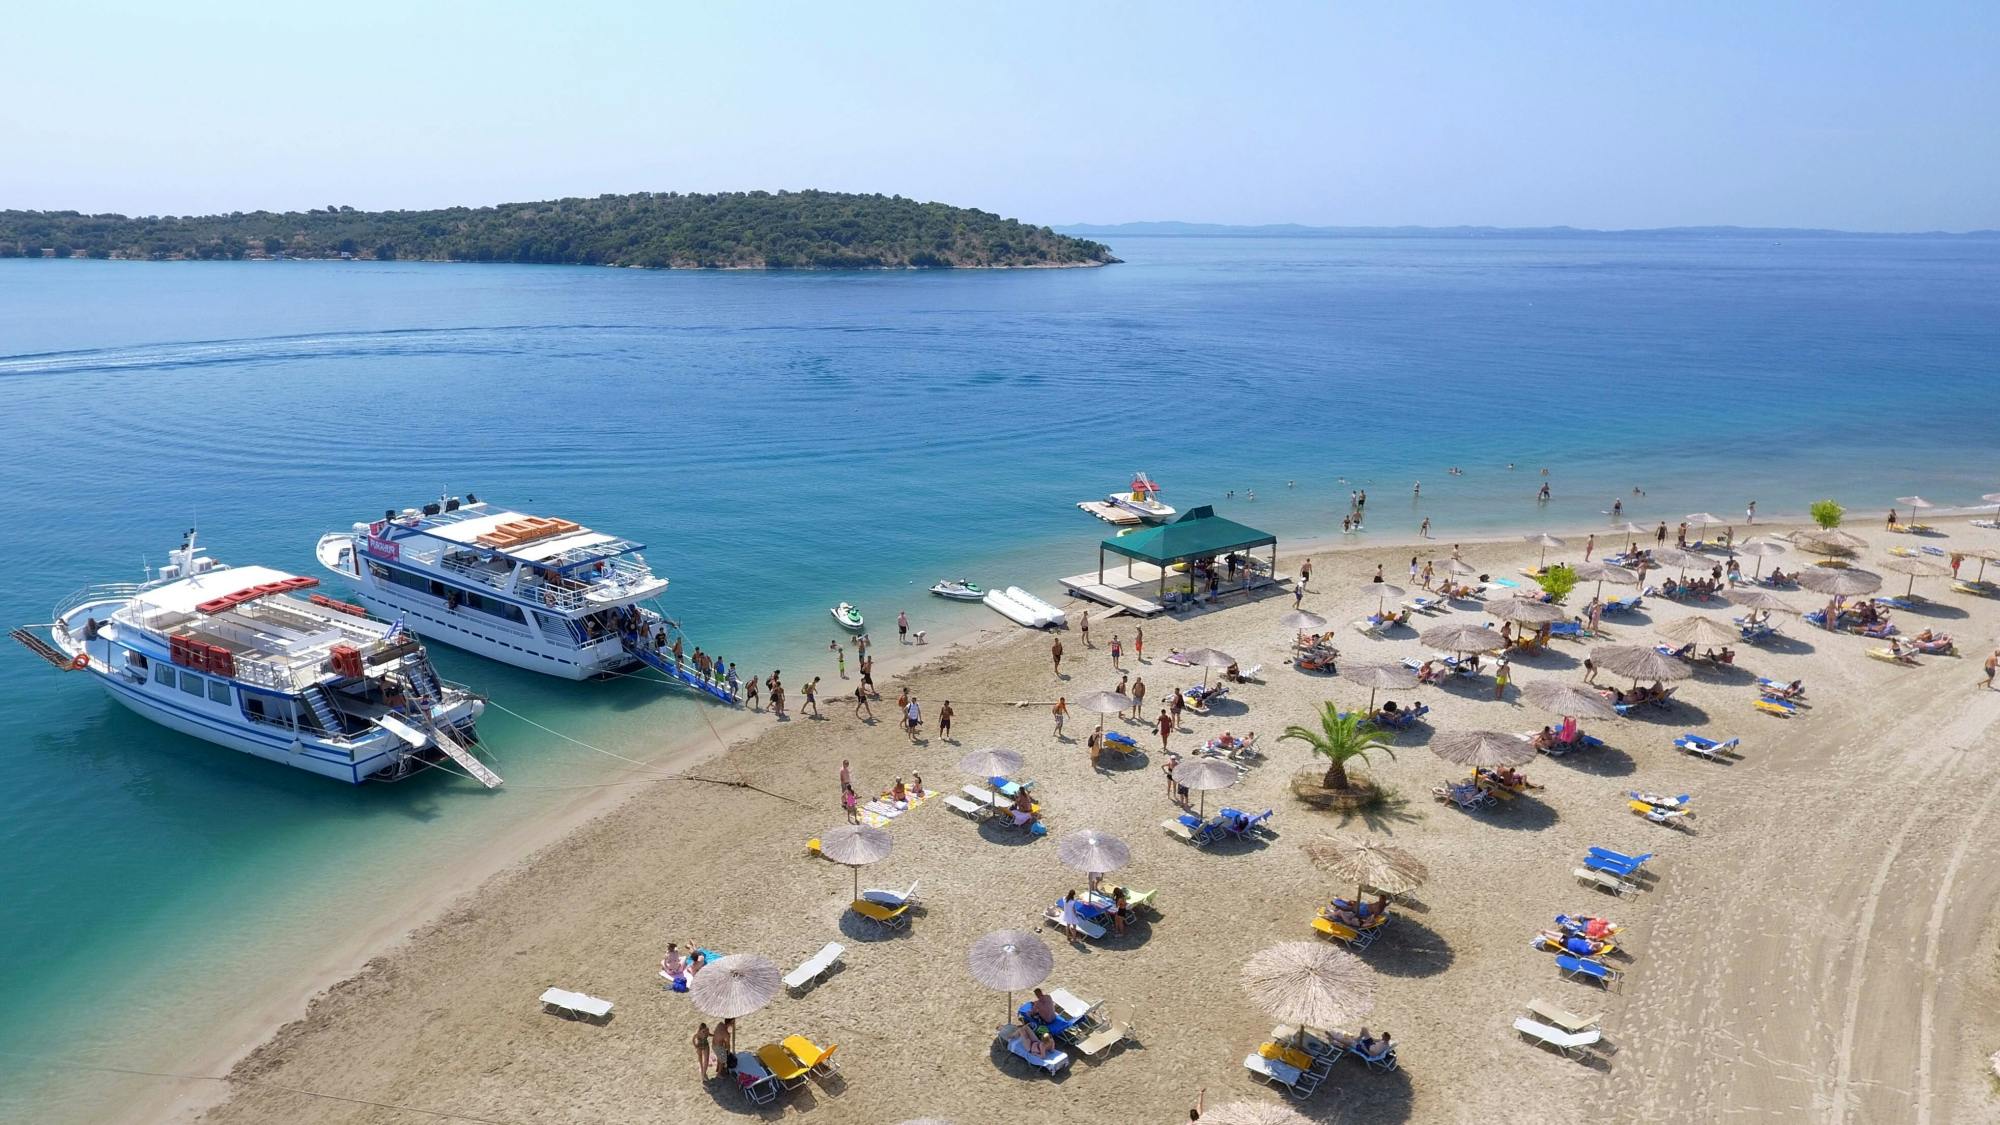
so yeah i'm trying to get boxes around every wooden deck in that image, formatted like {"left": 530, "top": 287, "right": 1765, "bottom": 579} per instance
{"left": 1061, "top": 565, "right": 1171, "bottom": 617}
{"left": 1076, "top": 500, "right": 1144, "bottom": 526}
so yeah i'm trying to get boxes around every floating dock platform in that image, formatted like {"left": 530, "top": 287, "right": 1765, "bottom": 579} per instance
{"left": 1076, "top": 501, "right": 1143, "bottom": 526}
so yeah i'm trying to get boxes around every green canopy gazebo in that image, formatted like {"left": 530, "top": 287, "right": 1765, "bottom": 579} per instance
{"left": 1098, "top": 506, "right": 1279, "bottom": 602}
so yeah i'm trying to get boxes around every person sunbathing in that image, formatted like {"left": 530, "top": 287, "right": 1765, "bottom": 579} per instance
{"left": 909, "top": 773, "right": 926, "bottom": 797}
{"left": 889, "top": 778, "right": 908, "bottom": 803}
{"left": 1322, "top": 900, "right": 1364, "bottom": 926}
{"left": 1701, "top": 646, "right": 1735, "bottom": 664}
{"left": 1215, "top": 730, "right": 1244, "bottom": 750}
{"left": 1416, "top": 660, "right": 1440, "bottom": 684}
{"left": 1013, "top": 1017, "right": 1055, "bottom": 1057}
{"left": 660, "top": 944, "right": 686, "bottom": 981}
{"left": 1488, "top": 766, "right": 1540, "bottom": 790}
{"left": 685, "top": 949, "right": 706, "bottom": 977}
{"left": 1531, "top": 726, "right": 1557, "bottom": 751}
{"left": 1010, "top": 790, "right": 1039, "bottom": 828}
{"left": 1356, "top": 1030, "right": 1394, "bottom": 1060}
{"left": 1028, "top": 988, "right": 1058, "bottom": 1022}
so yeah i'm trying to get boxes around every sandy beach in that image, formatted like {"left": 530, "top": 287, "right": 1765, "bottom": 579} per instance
{"left": 180, "top": 518, "right": 2000, "bottom": 1125}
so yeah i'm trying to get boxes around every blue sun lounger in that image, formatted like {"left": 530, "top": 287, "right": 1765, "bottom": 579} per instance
{"left": 1555, "top": 954, "right": 1622, "bottom": 989}
{"left": 1674, "top": 733, "right": 1739, "bottom": 760}
{"left": 1218, "top": 808, "right": 1273, "bottom": 838}
{"left": 1103, "top": 730, "right": 1138, "bottom": 748}
{"left": 1587, "top": 846, "right": 1652, "bottom": 865}
{"left": 1548, "top": 620, "right": 1585, "bottom": 640}
{"left": 1582, "top": 853, "right": 1644, "bottom": 878}
{"left": 1601, "top": 596, "right": 1643, "bottom": 614}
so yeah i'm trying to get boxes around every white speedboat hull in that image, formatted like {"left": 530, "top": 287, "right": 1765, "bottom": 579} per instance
{"left": 930, "top": 583, "right": 984, "bottom": 602}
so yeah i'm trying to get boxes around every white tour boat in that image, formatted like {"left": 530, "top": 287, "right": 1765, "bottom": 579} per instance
{"left": 316, "top": 496, "right": 734, "bottom": 702}
{"left": 12, "top": 534, "right": 493, "bottom": 785}
{"left": 1110, "top": 472, "right": 1176, "bottom": 523}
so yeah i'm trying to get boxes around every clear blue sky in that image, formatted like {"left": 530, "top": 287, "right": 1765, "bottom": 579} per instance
{"left": 4, "top": 1, "right": 1995, "bottom": 230}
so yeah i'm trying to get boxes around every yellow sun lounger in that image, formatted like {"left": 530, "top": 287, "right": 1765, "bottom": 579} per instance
{"left": 1753, "top": 698, "right": 1796, "bottom": 717}
{"left": 756, "top": 1043, "right": 811, "bottom": 1089}
{"left": 850, "top": 899, "right": 910, "bottom": 929}
{"left": 782, "top": 1034, "right": 840, "bottom": 1077}
{"left": 1867, "top": 647, "right": 1917, "bottom": 665}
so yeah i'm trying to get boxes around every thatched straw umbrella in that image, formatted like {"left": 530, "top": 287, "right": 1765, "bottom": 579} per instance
{"left": 1173, "top": 757, "right": 1239, "bottom": 816}
{"left": 1279, "top": 610, "right": 1327, "bottom": 651}
{"left": 1430, "top": 728, "right": 1536, "bottom": 769}
{"left": 1655, "top": 615, "right": 1740, "bottom": 649}
{"left": 1735, "top": 538, "right": 1787, "bottom": 578}
{"left": 1796, "top": 529, "right": 1868, "bottom": 559}
{"left": 957, "top": 746, "right": 1024, "bottom": 780}
{"left": 1573, "top": 560, "right": 1639, "bottom": 600}
{"left": 1796, "top": 566, "right": 1883, "bottom": 598}
{"left": 967, "top": 930, "right": 1052, "bottom": 1017}
{"left": 1343, "top": 662, "right": 1417, "bottom": 711}
{"left": 1878, "top": 554, "right": 1950, "bottom": 597}
{"left": 818, "top": 824, "right": 892, "bottom": 899}
{"left": 1301, "top": 834, "right": 1429, "bottom": 905}
{"left": 1240, "top": 941, "right": 1376, "bottom": 1031}
{"left": 1524, "top": 533, "right": 1565, "bottom": 569}
{"left": 1201, "top": 1103, "right": 1314, "bottom": 1125}
{"left": 690, "top": 953, "right": 782, "bottom": 1044}
{"left": 1419, "top": 622, "right": 1504, "bottom": 659}
{"left": 1055, "top": 829, "right": 1130, "bottom": 878}
{"left": 1522, "top": 679, "right": 1619, "bottom": 721}
{"left": 1178, "top": 647, "right": 1237, "bottom": 687}
{"left": 1487, "top": 596, "right": 1567, "bottom": 625}
{"left": 1365, "top": 583, "right": 1408, "bottom": 614}
{"left": 1073, "top": 691, "right": 1133, "bottom": 734}
{"left": 1611, "top": 521, "right": 1651, "bottom": 553}
{"left": 1649, "top": 547, "right": 1707, "bottom": 577}
{"left": 1958, "top": 545, "right": 2000, "bottom": 583}
{"left": 1590, "top": 644, "right": 1693, "bottom": 685}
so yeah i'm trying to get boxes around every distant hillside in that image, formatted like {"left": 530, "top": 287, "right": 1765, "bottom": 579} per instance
{"left": 1056, "top": 220, "right": 2000, "bottom": 240}
{"left": 0, "top": 191, "right": 1118, "bottom": 269}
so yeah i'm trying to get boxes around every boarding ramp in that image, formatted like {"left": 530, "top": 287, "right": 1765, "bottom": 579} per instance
{"left": 625, "top": 637, "right": 739, "bottom": 706}
{"left": 374, "top": 712, "right": 503, "bottom": 788}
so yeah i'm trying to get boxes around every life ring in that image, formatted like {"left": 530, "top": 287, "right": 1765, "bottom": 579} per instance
{"left": 69, "top": 654, "right": 90, "bottom": 670}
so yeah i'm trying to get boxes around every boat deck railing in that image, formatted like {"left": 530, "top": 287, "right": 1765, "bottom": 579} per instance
{"left": 434, "top": 554, "right": 661, "bottom": 613}
{"left": 53, "top": 582, "right": 148, "bottom": 624}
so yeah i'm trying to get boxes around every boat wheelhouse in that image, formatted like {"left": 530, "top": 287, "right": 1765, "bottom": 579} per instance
{"left": 12, "top": 535, "right": 492, "bottom": 785}
{"left": 316, "top": 496, "right": 734, "bottom": 701}
{"left": 1110, "top": 472, "right": 1176, "bottom": 523}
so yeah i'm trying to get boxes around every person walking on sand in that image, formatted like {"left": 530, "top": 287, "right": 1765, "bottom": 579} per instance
{"left": 1420, "top": 516, "right": 1431, "bottom": 538}
{"left": 860, "top": 653, "right": 876, "bottom": 697}
{"left": 853, "top": 683, "right": 873, "bottom": 719}
{"left": 744, "top": 674, "right": 761, "bottom": 711}
{"left": 1157, "top": 708, "right": 1173, "bottom": 753}
{"left": 1135, "top": 627, "right": 1144, "bottom": 663}
{"left": 1493, "top": 657, "right": 1512, "bottom": 700}
{"left": 1080, "top": 610, "right": 1091, "bottom": 648}
{"left": 1656, "top": 521, "right": 1668, "bottom": 545}
{"left": 803, "top": 676, "right": 820, "bottom": 717}
{"left": 1982, "top": 650, "right": 1998, "bottom": 690}
{"left": 839, "top": 758, "right": 851, "bottom": 792}
{"left": 904, "top": 696, "right": 921, "bottom": 742}
{"left": 898, "top": 609, "right": 909, "bottom": 645}
{"left": 1300, "top": 557, "right": 1312, "bottom": 587}
{"left": 841, "top": 784, "right": 859, "bottom": 824}
{"left": 1409, "top": 554, "right": 1419, "bottom": 582}
{"left": 1110, "top": 635, "right": 1123, "bottom": 669}
{"left": 938, "top": 699, "right": 954, "bottom": 740}
{"left": 693, "top": 1022, "right": 714, "bottom": 1080}
{"left": 1052, "top": 696, "right": 1069, "bottom": 737}
{"left": 1294, "top": 581, "right": 1305, "bottom": 608}
{"left": 1584, "top": 534, "right": 1595, "bottom": 561}
{"left": 1131, "top": 675, "right": 1147, "bottom": 721}
{"left": 1051, "top": 635, "right": 1065, "bottom": 676}
{"left": 1114, "top": 673, "right": 1129, "bottom": 715}
{"left": 1170, "top": 686, "right": 1185, "bottom": 727}
{"left": 771, "top": 680, "right": 787, "bottom": 718}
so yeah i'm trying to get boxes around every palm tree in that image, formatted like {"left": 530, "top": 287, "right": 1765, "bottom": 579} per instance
{"left": 1281, "top": 702, "right": 1396, "bottom": 791}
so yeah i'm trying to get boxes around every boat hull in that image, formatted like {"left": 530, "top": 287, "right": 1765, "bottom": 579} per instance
{"left": 91, "top": 668, "right": 407, "bottom": 784}
{"left": 342, "top": 583, "right": 630, "bottom": 681}
{"left": 1109, "top": 496, "right": 1176, "bottom": 523}
{"left": 930, "top": 585, "right": 984, "bottom": 602}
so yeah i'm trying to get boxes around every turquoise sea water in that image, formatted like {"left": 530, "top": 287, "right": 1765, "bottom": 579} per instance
{"left": 2, "top": 235, "right": 1998, "bottom": 1119}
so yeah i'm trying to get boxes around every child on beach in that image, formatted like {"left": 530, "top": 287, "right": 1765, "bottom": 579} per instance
{"left": 842, "top": 784, "right": 859, "bottom": 823}
{"left": 693, "top": 1022, "right": 713, "bottom": 1079}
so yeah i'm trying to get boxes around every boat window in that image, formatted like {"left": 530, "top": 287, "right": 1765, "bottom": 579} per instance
{"left": 155, "top": 664, "right": 175, "bottom": 687}
{"left": 207, "top": 679, "right": 232, "bottom": 704}
{"left": 179, "top": 671, "right": 205, "bottom": 697}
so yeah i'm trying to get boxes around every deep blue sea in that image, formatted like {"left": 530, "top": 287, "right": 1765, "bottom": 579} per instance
{"left": 2, "top": 235, "right": 1997, "bottom": 1119}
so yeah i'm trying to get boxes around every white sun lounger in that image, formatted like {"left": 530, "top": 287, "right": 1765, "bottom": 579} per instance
{"left": 783, "top": 942, "right": 846, "bottom": 992}
{"left": 1050, "top": 987, "right": 1102, "bottom": 1024}
{"left": 1514, "top": 1015, "right": 1602, "bottom": 1057}
{"left": 1573, "top": 867, "right": 1634, "bottom": 896}
{"left": 1243, "top": 1052, "right": 1320, "bottom": 1098}
{"left": 944, "top": 793, "right": 989, "bottom": 819}
{"left": 861, "top": 880, "right": 920, "bottom": 907}
{"left": 1527, "top": 998, "right": 1601, "bottom": 1032}
{"left": 1043, "top": 904, "right": 1108, "bottom": 941}
{"left": 539, "top": 987, "right": 613, "bottom": 1021}
{"left": 1071, "top": 1004, "right": 1135, "bottom": 1057}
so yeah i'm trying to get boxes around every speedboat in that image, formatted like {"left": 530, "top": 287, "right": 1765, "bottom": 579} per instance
{"left": 13, "top": 533, "right": 493, "bottom": 785}
{"left": 930, "top": 579, "right": 985, "bottom": 602}
{"left": 832, "top": 603, "right": 865, "bottom": 631}
{"left": 315, "top": 495, "right": 733, "bottom": 703}
{"left": 1109, "top": 472, "right": 1176, "bottom": 523}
